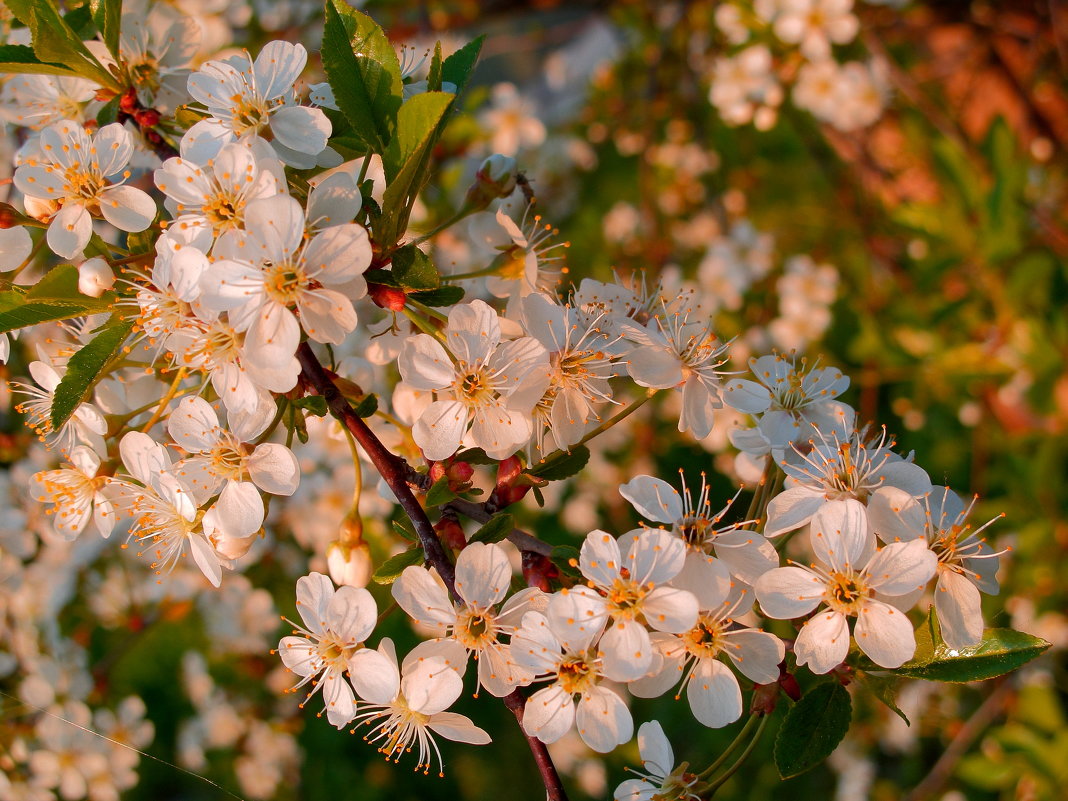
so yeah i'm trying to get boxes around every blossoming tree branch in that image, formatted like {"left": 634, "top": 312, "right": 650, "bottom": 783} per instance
{"left": 0, "top": 1, "right": 1053, "bottom": 800}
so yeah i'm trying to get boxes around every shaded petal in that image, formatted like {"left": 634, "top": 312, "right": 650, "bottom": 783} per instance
{"left": 854, "top": 599, "right": 917, "bottom": 668}
{"left": 687, "top": 659, "right": 742, "bottom": 728}
{"left": 576, "top": 687, "right": 633, "bottom": 752}
{"left": 794, "top": 610, "right": 849, "bottom": 674}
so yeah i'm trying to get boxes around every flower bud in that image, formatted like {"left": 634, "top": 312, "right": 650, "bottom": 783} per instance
{"left": 463, "top": 154, "right": 518, "bottom": 211}
{"left": 435, "top": 516, "right": 467, "bottom": 550}
{"left": 327, "top": 539, "right": 373, "bottom": 588}
{"left": 214, "top": 531, "right": 257, "bottom": 560}
{"left": 429, "top": 459, "right": 475, "bottom": 493}
{"left": 521, "top": 551, "right": 559, "bottom": 592}
{"left": 367, "top": 281, "right": 407, "bottom": 311}
{"left": 490, "top": 455, "right": 531, "bottom": 509}
{"left": 77, "top": 258, "right": 116, "bottom": 298}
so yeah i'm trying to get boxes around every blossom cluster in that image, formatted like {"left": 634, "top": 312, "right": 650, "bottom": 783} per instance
{"left": 0, "top": 3, "right": 1033, "bottom": 801}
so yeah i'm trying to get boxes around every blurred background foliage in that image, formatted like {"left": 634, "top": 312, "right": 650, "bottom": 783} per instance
{"left": 3, "top": 1, "right": 1067, "bottom": 800}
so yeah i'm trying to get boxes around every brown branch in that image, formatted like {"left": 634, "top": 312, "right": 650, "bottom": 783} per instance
{"left": 295, "top": 342, "right": 569, "bottom": 801}
{"left": 446, "top": 498, "right": 554, "bottom": 556}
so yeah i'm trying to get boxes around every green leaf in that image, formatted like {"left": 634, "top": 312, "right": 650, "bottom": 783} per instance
{"left": 21, "top": 0, "right": 118, "bottom": 88}
{"left": 527, "top": 445, "right": 591, "bottom": 481}
{"left": 352, "top": 393, "right": 378, "bottom": 418}
{"left": 390, "top": 244, "right": 439, "bottom": 290}
{"left": 391, "top": 517, "right": 418, "bottom": 542}
{"left": 469, "top": 513, "right": 515, "bottom": 545}
{"left": 96, "top": 94, "right": 120, "bottom": 126}
{"left": 855, "top": 670, "right": 909, "bottom": 725}
{"left": 774, "top": 681, "right": 853, "bottom": 779}
{"left": 90, "top": 0, "right": 123, "bottom": 58}
{"left": 0, "top": 44, "right": 79, "bottom": 76}
{"left": 441, "top": 36, "right": 484, "bottom": 94}
{"left": 408, "top": 285, "right": 464, "bottom": 307}
{"left": 425, "top": 475, "right": 457, "bottom": 508}
{"left": 291, "top": 396, "right": 329, "bottom": 417}
{"left": 453, "top": 447, "right": 494, "bottom": 465}
{"left": 379, "top": 91, "right": 455, "bottom": 247}
{"left": 881, "top": 610, "right": 1050, "bottom": 683}
{"left": 372, "top": 545, "right": 424, "bottom": 584}
{"left": 321, "top": 0, "right": 402, "bottom": 154}
{"left": 427, "top": 41, "right": 443, "bottom": 92}
{"left": 0, "top": 266, "right": 115, "bottom": 335}
{"left": 363, "top": 268, "right": 402, "bottom": 288}
{"left": 50, "top": 316, "right": 133, "bottom": 429}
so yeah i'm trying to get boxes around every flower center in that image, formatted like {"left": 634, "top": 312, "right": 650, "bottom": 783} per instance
{"left": 231, "top": 95, "right": 271, "bottom": 137}
{"left": 453, "top": 368, "right": 496, "bottom": 407}
{"left": 453, "top": 609, "right": 497, "bottom": 650}
{"left": 682, "top": 616, "right": 726, "bottom": 660}
{"left": 826, "top": 572, "right": 868, "bottom": 614}
{"left": 606, "top": 577, "right": 647, "bottom": 620}
{"left": 557, "top": 652, "right": 597, "bottom": 695}
{"left": 203, "top": 191, "right": 243, "bottom": 230}
{"left": 263, "top": 260, "right": 307, "bottom": 305}
{"left": 64, "top": 165, "right": 105, "bottom": 201}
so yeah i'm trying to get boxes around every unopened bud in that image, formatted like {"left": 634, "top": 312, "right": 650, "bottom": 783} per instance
{"left": 119, "top": 88, "right": 138, "bottom": 115}
{"left": 490, "top": 455, "right": 530, "bottom": 509}
{"left": 522, "top": 551, "right": 559, "bottom": 592}
{"left": 435, "top": 517, "right": 467, "bottom": 550}
{"left": 134, "top": 108, "right": 161, "bottom": 128}
{"left": 0, "top": 203, "right": 25, "bottom": 229}
{"left": 463, "top": 154, "right": 518, "bottom": 210}
{"left": 430, "top": 459, "right": 475, "bottom": 493}
{"left": 327, "top": 539, "right": 373, "bottom": 588}
{"left": 367, "top": 282, "right": 407, "bottom": 311}
{"left": 77, "top": 258, "right": 116, "bottom": 298}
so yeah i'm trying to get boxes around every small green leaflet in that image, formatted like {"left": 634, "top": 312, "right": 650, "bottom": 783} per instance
{"left": 774, "top": 681, "right": 853, "bottom": 779}
{"left": 425, "top": 475, "right": 457, "bottom": 508}
{"left": 390, "top": 245, "right": 439, "bottom": 290}
{"left": 50, "top": 316, "right": 133, "bottom": 430}
{"left": 468, "top": 513, "right": 514, "bottom": 545}
{"left": 372, "top": 545, "right": 424, "bottom": 584}
{"left": 527, "top": 445, "right": 590, "bottom": 481}
{"left": 855, "top": 670, "right": 909, "bottom": 725}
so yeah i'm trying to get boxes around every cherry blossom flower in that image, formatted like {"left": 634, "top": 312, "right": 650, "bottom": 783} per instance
{"left": 31, "top": 445, "right": 117, "bottom": 540}
{"left": 397, "top": 299, "right": 549, "bottom": 461}
{"left": 0, "top": 74, "right": 96, "bottom": 129}
{"left": 562, "top": 528, "right": 698, "bottom": 682}
{"left": 167, "top": 395, "right": 299, "bottom": 538}
{"left": 868, "top": 486, "right": 1004, "bottom": 650}
{"left": 277, "top": 572, "right": 388, "bottom": 729}
{"left": 764, "top": 425, "right": 932, "bottom": 537}
{"left": 723, "top": 353, "right": 851, "bottom": 453}
{"left": 614, "top": 720, "right": 700, "bottom": 801}
{"left": 351, "top": 638, "right": 491, "bottom": 774}
{"left": 511, "top": 591, "right": 633, "bottom": 752}
{"left": 14, "top": 360, "right": 107, "bottom": 455}
{"left": 630, "top": 589, "right": 784, "bottom": 728}
{"left": 620, "top": 472, "right": 777, "bottom": 606}
{"left": 111, "top": 431, "right": 227, "bottom": 587}
{"left": 623, "top": 305, "right": 730, "bottom": 439}
{"left": 392, "top": 542, "right": 541, "bottom": 697}
{"left": 755, "top": 499, "right": 937, "bottom": 673}
{"left": 154, "top": 142, "right": 282, "bottom": 250}
{"left": 771, "top": 0, "right": 859, "bottom": 60}
{"left": 184, "top": 41, "right": 331, "bottom": 167}
{"left": 519, "top": 293, "right": 618, "bottom": 453}
{"left": 13, "top": 121, "right": 156, "bottom": 258}
{"left": 199, "top": 194, "right": 371, "bottom": 388}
